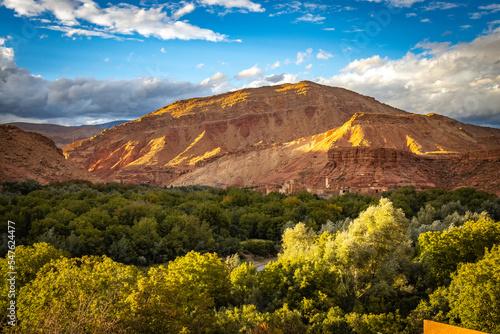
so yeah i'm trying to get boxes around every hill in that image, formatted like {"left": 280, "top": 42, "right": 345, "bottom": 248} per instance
{"left": 0, "top": 125, "right": 100, "bottom": 184}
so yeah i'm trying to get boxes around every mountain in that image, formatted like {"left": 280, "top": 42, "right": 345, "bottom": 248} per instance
{"left": 0, "top": 125, "right": 100, "bottom": 184}
{"left": 63, "top": 81, "right": 500, "bottom": 195}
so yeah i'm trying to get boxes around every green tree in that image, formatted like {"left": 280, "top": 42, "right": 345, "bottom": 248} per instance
{"left": 16, "top": 256, "right": 138, "bottom": 333}
{"left": 130, "top": 264, "right": 215, "bottom": 333}
{"left": 418, "top": 216, "right": 500, "bottom": 287}
{"left": 166, "top": 251, "right": 231, "bottom": 308}
{"left": 447, "top": 245, "right": 500, "bottom": 333}
{"left": 215, "top": 305, "right": 272, "bottom": 334}
{"left": 230, "top": 262, "right": 259, "bottom": 305}
{"left": 329, "top": 198, "right": 413, "bottom": 308}
{"left": 0, "top": 242, "right": 69, "bottom": 326}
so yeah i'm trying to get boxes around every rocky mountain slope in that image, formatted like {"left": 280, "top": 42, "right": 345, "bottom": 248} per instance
{"left": 63, "top": 81, "right": 500, "bottom": 195}
{"left": 0, "top": 125, "right": 100, "bottom": 184}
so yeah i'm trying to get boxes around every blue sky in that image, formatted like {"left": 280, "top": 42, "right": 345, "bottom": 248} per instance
{"left": 0, "top": 0, "right": 499, "bottom": 127}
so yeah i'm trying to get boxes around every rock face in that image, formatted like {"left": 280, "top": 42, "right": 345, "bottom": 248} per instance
{"left": 63, "top": 81, "right": 500, "bottom": 195}
{"left": 0, "top": 125, "right": 100, "bottom": 184}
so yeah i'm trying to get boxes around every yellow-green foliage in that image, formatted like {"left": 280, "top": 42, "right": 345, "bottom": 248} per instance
{"left": 418, "top": 216, "right": 500, "bottom": 286}
{"left": 17, "top": 255, "right": 138, "bottom": 333}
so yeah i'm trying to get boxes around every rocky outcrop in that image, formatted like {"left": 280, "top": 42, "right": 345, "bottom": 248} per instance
{"left": 0, "top": 125, "right": 100, "bottom": 184}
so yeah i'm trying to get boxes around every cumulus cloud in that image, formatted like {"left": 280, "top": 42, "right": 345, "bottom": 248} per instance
{"left": 0, "top": 37, "right": 15, "bottom": 63}
{"left": 236, "top": 64, "right": 262, "bottom": 79}
{"left": 1, "top": 0, "right": 227, "bottom": 41}
{"left": 317, "top": 29, "right": 500, "bottom": 126}
{"left": 200, "top": 72, "right": 233, "bottom": 93}
{"left": 317, "top": 49, "right": 333, "bottom": 60}
{"left": 0, "top": 45, "right": 226, "bottom": 125}
{"left": 271, "top": 61, "right": 280, "bottom": 69}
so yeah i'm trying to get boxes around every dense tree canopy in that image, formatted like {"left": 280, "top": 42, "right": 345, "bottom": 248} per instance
{"left": 0, "top": 181, "right": 499, "bottom": 333}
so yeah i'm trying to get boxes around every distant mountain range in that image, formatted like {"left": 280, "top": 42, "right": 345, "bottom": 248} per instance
{"left": 5, "top": 120, "right": 129, "bottom": 148}
{"left": 56, "top": 81, "right": 500, "bottom": 195}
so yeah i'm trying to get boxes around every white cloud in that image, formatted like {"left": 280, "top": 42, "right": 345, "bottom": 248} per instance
{"left": 486, "top": 20, "right": 500, "bottom": 33}
{"left": 470, "top": 12, "right": 482, "bottom": 20}
{"left": 423, "top": 2, "right": 464, "bottom": 11}
{"left": 460, "top": 25, "right": 472, "bottom": 30}
{"left": 104, "top": 58, "right": 109, "bottom": 62}
{"left": 200, "top": 72, "right": 233, "bottom": 93}
{"left": 236, "top": 64, "right": 262, "bottom": 79}
{"left": 356, "top": 0, "right": 424, "bottom": 8}
{"left": 323, "top": 27, "right": 335, "bottom": 31}
{"left": 0, "top": 37, "right": 15, "bottom": 64}
{"left": 341, "top": 55, "right": 387, "bottom": 75}
{"left": 172, "top": 3, "right": 196, "bottom": 20}
{"left": 1, "top": 0, "right": 227, "bottom": 42}
{"left": 406, "top": 13, "right": 417, "bottom": 17}
{"left": 160, "top": 48, "right": 167, "bottom": 53}
{"left": 317, "top": 49, "right": 333, "bottom": 60}
{"left": 470, "top": 4, "right": 500, "bottom": 20}
{"left": 420, "top": 18, "right": 431, "bottom": 23}
{"left": 271, "top": 61, "right": 280, "bottom": 69}
{"left": 318, "top": 29, "right": 500, "bottom": 126}
{"left": 270, "top": 1, "right": 306, "bottom": 17}
{"left": 198, "top": 0, "right": 265, "bottom": 12}
{"left": 295, "top": 13, "right": 325, "bottom": 24}
{"left": 43, "top": 25, "right": 119, "bottom": 39}
{"left": 296, "top": 48, "right": 312, "bottom": 65}
{"left": 196, "top": 63, "right": 205, "bottom": 68}
{"left": 305, "top": 64, "right": 312, "bottom": 69}
{"left": 479, "top": 4, "right": 500, "bottom": 13}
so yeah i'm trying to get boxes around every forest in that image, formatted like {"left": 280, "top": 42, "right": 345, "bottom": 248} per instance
{"left": 0, "top": 179, "right": 499, "bottom": 333}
